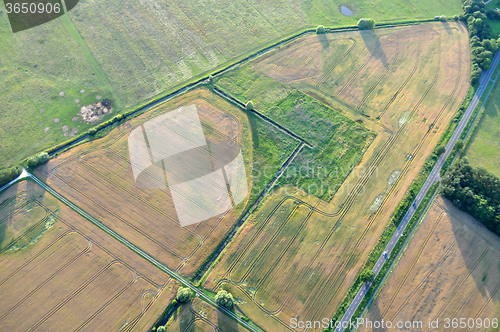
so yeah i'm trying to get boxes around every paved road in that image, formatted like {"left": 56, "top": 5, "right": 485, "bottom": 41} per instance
{"left": 0, "top": 170, "right": 260, "bottom": 332}
{"left": 335, "top": 50, "right": 500, "bottom": 332}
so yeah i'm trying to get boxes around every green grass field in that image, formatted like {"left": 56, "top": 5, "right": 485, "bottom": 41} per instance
{"left": 0, "top": 9, "right": 115, "bottom": 169}
{"left": 214, "top": 66, "right": 375, "bottom": 201}
{"left": 465, "top": 80, "right": 500, "bottom": 177}
{"left": 0, "top": 0, "right": 462, "bottom": 169}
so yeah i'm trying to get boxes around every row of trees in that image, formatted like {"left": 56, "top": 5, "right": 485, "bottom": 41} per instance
{"left": 441, "top": 158, "right": 500, "bottom": 235}
{"left": 173, "top": 287, "right": 235, "bottom": 308}
{"left": 459, "top": 0, "right": 500, "bottom": 83}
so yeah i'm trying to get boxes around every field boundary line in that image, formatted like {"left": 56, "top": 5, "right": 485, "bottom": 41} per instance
{"left": 212, "top": 86, "right": 313, "bottom": 147}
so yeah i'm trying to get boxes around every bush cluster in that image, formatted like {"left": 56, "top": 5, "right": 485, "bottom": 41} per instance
{"left": 176, "top": 287, "right": 192, "bottom": 303}
{"left": 441, "top": 158, "right": 500, "bottom": 235}
{"left": 215, "top": 290, "right": 234, "bottom": 309}
{"left": 27, "top": 152, "right": 49, "bottom": 168}
{"left": 0, "top": 165, "right": 22, "bottom": 188}
{"left": 460, "top": 0, "right": 500, "bottom": 83}
{"left": 357, "top": 18, "right": 375, "bottom": 30}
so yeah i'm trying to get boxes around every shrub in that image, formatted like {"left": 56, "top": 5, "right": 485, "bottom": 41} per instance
{"left": 157, "top": 326, "right": 165, "bottom": 332}
{"left": 171, "top": 299, "right": 178, "bottom": 306}
{"left": 176, "top": 287, "right": 192, "bottom": 303}
{"left": 439, "top": 15, "right": 447, "bottom": 22}
{"left": 316, "top": 25, "right": 326, "bottom": 34}
{"left": 0, "top": 165, "right": 22, "bottom": 188}
{"left": 215, "top": 290, "right": 234, "bottom": 309}
{"left": 27, "top": 152, "right": 49, "bottom": 168}
{"left": 88, "top": 128, "right": 97, "bottom": 135}
{"left": 246, "top": 101, "right": 254, "bottom": 111}
{"left": 358, "top": 18, "right": 375, "bottom": 30}
{"left": 453, "top": 15, "right": 459, "bottom": 21}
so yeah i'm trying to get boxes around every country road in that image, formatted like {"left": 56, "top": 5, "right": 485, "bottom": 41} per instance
{"left": 335, "top": 49, "right": 500, "bottom": 332}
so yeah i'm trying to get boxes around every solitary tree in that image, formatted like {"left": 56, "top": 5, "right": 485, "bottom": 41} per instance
{"left": 246, "top": 101, "right": 254, "bottom": 112}
{"left": 454, "top": 140, "right": 464, "bottom": 151}
{"left": 359, "top": 269, "right": 375, "bottom": 283}
{"left": 439, "top": 15, "right": 447, "bottom": 22}
{"left": 358, "top": 18, "right": 375, "bottom": 30}
{"left": 215, "top": 290, "right": 234, "bottom": 309}
{"left": 316, "top": 25, "right": 326, "bottom": 34}
{"left": 176, "top": 287, "right": 192, "bottom": 303}
{"left": 157, "top": 326, "right": 165, "bottom": 332}
{"left": 435, "top": 145, "right": 446, "bottom": 156}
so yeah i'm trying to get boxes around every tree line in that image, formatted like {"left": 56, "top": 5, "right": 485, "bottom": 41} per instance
{"left": 441, "top": 158, "right": 500, "bottom": 235}
{"left": 459, "top": 0, "right": 500, "bottom": 84}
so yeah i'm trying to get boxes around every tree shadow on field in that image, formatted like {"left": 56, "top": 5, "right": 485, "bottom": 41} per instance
{"left": 362, "top": 300, "right": 388, "bottom": 332}
{"left": 217, "top": 306, "right": 238, "bottom": 331}
{"left": 179, "top": 301, "right": 195, "bottom": 332}
{"left": 446, "top": 198, "right": 500, "bottom": 310}
{"left": 247, "top": 112, "right": 260, "bottom": 149}
{"left": 360, "top": 30, "right": 388, "bottom": 68}
{"left": 317, "top": 33, "right": 330, "bottom": 52}
{"left": 440, "top": 21, "right": 453, "bottom": 35}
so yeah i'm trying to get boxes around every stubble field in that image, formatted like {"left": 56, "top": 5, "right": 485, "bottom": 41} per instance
{"left": 34, "top": 87, "right": 298, "bottom": 277}
{"left": 0, "top": 180, "right": 179, "bottom": 332}
{"left": 359, "top": 196, "right": 500, "bottom": 332}
{"left": 205, "top": 22, "right": 470, "bottom": 331}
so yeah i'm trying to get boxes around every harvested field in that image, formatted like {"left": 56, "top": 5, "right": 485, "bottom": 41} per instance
{"left": 206, "top": 23, "right": 470, "bottom": 331}
{"left": 163, "top": 297, "right": 248, "bottom": 331}
{"left": 34, "top": 88, "right": 297, "bottom": 277}
{"left": 359, "top": 196, "right": 500, "bottom": 332}
{"left": 0, "top": 180, "right": 179, "bottom": 332}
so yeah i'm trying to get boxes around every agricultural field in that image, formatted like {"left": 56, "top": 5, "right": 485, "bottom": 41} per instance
{"left": 359, "top": 196, "right": 500, "bottom": 332}
{"left": 464, "top": 80, "right": 500, "bottom": 178}
{"left": 163, "top": 298, "right": 248, "bottom": 331}
{"left": 0, "top": 180, "right": 179, "bottom": 332}
{"left": 34, "top": 87, "right": 298, "bottom": 277}
{"left": 215, "top": 69, "right": 376, "bottom": 201}
{"left": 205, "top": 22, "right": 470, "bottom": 331}
{"left": 0, "top": 0, "right": 463, "bottom": 169}
{"left": 0, "top": 9, "right": 114, "bottom": 169}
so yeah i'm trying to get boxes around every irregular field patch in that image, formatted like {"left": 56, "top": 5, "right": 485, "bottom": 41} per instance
{"left": 0, "top": 180, "right": 179, "bottom": 332}
{"left": 206, "top": 23, "right": 470, "bottom": 331}
{"left": 358, "top": 196, "right": 500, "bottom": 332}
{"left": 34, "top": 88, "right": 298, "bottom": 277}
